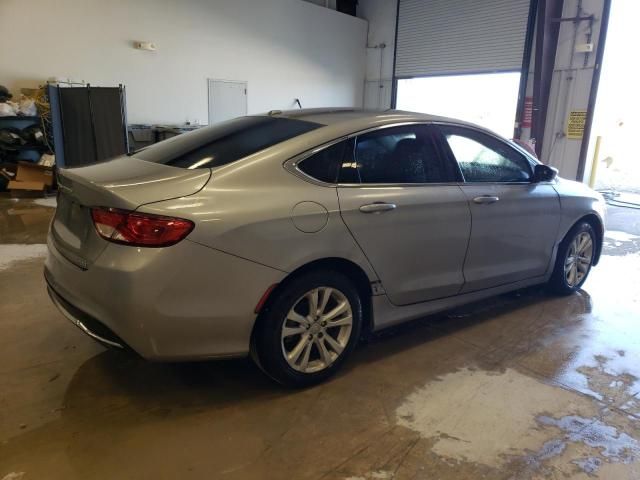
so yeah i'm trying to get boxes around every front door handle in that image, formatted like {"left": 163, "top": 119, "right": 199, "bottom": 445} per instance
{"left": 359, "top": 202, "right": 397, "bottom": 213}
{"left": 473, "top": 195, "right": 500, "bottom": 205}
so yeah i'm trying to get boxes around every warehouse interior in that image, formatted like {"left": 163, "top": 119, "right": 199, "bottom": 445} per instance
{"left": 1, "top": 0, "right": 640, "bottom": 479}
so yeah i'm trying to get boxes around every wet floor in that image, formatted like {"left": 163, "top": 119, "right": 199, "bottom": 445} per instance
{"left": 1, "top": 195, "right": 640, "bottom": 479}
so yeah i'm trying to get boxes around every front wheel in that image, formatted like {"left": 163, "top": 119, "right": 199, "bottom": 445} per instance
{"left": 252, "top": 270, "right": 362, "bottom": 387}
{"left": 548, "top": 222, "right": 596, "bottom": 294}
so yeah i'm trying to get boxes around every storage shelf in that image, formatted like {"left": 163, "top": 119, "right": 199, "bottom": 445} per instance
{"left": 0, "top": 116, "right": 40, "bottom": 121}
{"left": 4, "top": 144, "right": 49, "bottom": 152}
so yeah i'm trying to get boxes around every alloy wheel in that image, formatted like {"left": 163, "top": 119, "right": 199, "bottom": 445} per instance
{"left": 564, "top": 231, "right": 594, "bottom": 287}
{"left": 281, "top": 287, "right": 353, "bottom": 373}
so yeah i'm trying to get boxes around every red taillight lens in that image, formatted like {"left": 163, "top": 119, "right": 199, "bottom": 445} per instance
{"left": 90, "top": 207, "right": 194, "bottom": 247}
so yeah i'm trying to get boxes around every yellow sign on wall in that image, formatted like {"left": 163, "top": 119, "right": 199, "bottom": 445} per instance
{"left": 567, "top": 111, "right": 587, "bottom": 139}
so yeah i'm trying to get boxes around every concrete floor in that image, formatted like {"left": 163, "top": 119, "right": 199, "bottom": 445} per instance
{"left": 1, "top": 196, "right": 640, "bottom": 480}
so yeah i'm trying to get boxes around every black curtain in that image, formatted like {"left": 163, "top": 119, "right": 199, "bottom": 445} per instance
{"left": 54, "top": 86, "right": 127, "bottom": 168}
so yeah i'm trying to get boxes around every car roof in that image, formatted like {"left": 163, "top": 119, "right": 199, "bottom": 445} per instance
{"left": 264, "top": 108, "right": 458, "bottom": 127}
{"left": 258, "top": 107, "right": 510, "bottom": 144}
{"left": 256, "top": 108, "right": 538, "bottom": 166}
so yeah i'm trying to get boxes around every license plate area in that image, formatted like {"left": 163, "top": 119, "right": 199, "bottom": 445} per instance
{"left": 53, "top": 193, "right": 91, "bottom": 251}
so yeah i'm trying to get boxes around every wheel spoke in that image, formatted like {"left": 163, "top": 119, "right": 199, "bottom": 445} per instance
{"left": 323, "top": 334, "right": 344, "bottom": 355}
{"left": 577, "top": 234, "right": 586, "bottom": 252}
{"left": 322, "top": 300, "right": 349, "bottom": 321}
{"left": 287, "top": 310, "right": 309, "bottom": 326}
{"left": 328, "top": 315, "right": 352, "bottom": 327}
{"left": 578, "top": 255, "right": 590, "bottom": 270}
{"left": 318, "top": 288, "right": 332, "bottom": 315}
{"left": 316, "top": 337, "right": 332, "bottom": 367}
{"left": 283, "top": 325, "right": 307, "bottom": 338}
{"left": 307, "top": 289, "right": 319, "bottom": 318}
{"left": 579, "top": 234, "right": 592, "bottom": 253}
{"left": 288, "top": 336, "right": 309, "bottom": 364}
{"left": 566, "top": 264, "right": 575, "bottom": 285}
{"left": 299, "top": 340, "right": 312, "bottom": 371}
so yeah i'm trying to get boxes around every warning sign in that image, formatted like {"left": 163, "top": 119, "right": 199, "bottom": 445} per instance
{"left": 567, "top": 111, "right": 587, "bottom": 139}
{"left": 522, "top": 97, "right": 533, "bottom": 128}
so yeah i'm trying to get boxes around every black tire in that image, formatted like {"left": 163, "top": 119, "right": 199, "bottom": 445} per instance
{"left": 548, "top": 222, "right": 596, "bottom": 295}
{"left": 252, "top": 270, "right": 363, "bottom": 387}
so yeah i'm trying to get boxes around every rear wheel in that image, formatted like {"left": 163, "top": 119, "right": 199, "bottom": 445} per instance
{"left": 253, "top": 270, "right": 362, "bottom": 387}
{"left": 548, "top": 222, "right": 596, "bottom": 294}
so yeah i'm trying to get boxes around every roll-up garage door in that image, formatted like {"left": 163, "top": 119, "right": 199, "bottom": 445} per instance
{"left": 395, "top": 0, "right": 531, "bottom": 78}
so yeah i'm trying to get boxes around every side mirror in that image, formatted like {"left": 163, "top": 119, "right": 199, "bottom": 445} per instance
{"left": 532, "top": 164, "right": 558, "bottom": 183}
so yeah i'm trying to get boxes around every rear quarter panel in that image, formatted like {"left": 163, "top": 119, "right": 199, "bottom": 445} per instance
{"left": 137, "top": 148, "right": 379, "bottom": 281}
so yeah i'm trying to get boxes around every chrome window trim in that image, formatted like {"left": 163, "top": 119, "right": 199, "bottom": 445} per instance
{"left": 430, "top": 120, "right": 540, "bottom": 167}
{"left": 284, "top": 121, "right": 459, "bottom": 187}
{"left": 284, "top": 135, "right": 351, "bottom": 187}
{"left": 433, "top": 121, "right": 540, "bottom": 184}
{"left": 283, "top": 120, "right": 551, "bottom": 188}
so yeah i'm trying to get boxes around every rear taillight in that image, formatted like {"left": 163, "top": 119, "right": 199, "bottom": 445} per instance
{"left": 90, "top": 207, "right": 194, "bottom": 247}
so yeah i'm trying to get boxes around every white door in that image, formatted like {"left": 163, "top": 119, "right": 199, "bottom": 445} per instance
{"left": 208, "top": 79, "right": 247, "bottom": 125}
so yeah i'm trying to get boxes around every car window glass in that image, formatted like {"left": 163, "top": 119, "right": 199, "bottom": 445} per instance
{"left": 297, "top": 140, "right": 347, "bottom": 183}
{"left": 344, "top": 125, "right": 455, "bottom": 184}
{"left": 133, "top": 116, "right": 322, "bottom": 169}
{"left": 441, "top": 127, "right": 532, "bottom": 182}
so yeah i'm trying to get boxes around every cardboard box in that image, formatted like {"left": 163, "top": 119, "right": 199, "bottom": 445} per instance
{"left": 8, "top": 180, "right": 46, "bottom": 191}
{"left": 7, "top": 180, "right": 46, "bottom": 197}
{"left": 15, "top": 162, "right": 54, "bottom": 186}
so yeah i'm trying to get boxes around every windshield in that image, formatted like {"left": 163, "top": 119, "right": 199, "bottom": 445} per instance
{"left": 133, "top": 116, "right": 322, "bottom": 169}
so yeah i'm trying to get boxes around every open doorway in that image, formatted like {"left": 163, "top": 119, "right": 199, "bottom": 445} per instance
{"left": 586, "top": 0, "right": 640, "bottom": 206}
{"left": 395, "top": 72, "right": 521, "bottom": 138}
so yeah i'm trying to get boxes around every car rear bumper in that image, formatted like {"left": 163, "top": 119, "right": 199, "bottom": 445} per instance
{"left": 45, "top": 234, "right": 285, "bottom": 360}
{"left": 45, "top": 280, "right": 129, "bottom": 350}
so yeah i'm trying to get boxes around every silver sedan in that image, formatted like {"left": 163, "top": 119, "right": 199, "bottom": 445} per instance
{"left": 45, "top": 109, "right": 605, "bottom": 386}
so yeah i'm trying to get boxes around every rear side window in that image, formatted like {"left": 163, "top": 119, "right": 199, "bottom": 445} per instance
{"left": 297, "top": 140, "right": 348, "bottom": 184}
{"left": 133, "top": 116, "right": 322, "bottom": 169}
{"left": 340, "top": 125, "right": 458, "bottom": 184}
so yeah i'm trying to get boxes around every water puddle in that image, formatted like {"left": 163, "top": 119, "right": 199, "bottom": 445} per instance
{"left": 345, "top": 471, "right": 394, "bottom": 480}
{"left": 537, "top": 414, "right": 640, "bottom": 464}
{"left": 604, "top": 230, "right": 640, "bottom": 243}
{"left": 395, "top": 367, "right": 640, "bottom": 476}
{"left": 0, "top": 244, "right": 47, "bottom": 271}
{"left": 0, "top": 198, "right": 55, "bottom": 244}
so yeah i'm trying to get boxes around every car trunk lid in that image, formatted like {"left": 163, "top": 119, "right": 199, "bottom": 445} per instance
{"left": 52, "top": 156, "right": 210, "bottom": 269}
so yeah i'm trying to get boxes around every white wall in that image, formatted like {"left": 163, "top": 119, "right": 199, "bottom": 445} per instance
{"left": 0, "top": 0, "right": 367, "bottom": 124}
{"left": 358, "top": 0, "right": 397, "bottom": 110}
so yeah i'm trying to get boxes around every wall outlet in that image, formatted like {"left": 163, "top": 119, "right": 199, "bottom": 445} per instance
{"left": 575, "top": 43, "right": 594, "bottom": 53}
{"left": 134, "top": 41, "right": 157, "bottom": 51}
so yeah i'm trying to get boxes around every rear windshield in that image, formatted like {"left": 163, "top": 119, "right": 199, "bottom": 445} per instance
{"left": 133, "top": 116, "right": 322, "bottom": 169}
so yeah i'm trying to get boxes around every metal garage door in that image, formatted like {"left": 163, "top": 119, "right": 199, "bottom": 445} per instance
{"left": 395, "top": 0, "right": 531, "bottom": 78}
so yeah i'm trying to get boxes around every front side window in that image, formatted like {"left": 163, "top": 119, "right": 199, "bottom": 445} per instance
{"left": 439, "top": 126, "right": 532, "bottom": 183}
{"left": 340, "top": 125, "right": 457, "bottom": 184}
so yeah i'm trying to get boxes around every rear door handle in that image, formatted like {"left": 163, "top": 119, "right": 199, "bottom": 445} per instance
{"left": 359, "top": 202, "right": 397, "bottom": 213}
{"left": 473, "top": 195, "right": 500, "bottom": 204}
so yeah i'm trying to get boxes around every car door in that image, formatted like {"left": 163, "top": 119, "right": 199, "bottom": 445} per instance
{"left": 337, "top": 124, "right": 471, "bottom": 306}
{"left": 435, "top": 124, "right": 562, "bottom": 293}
